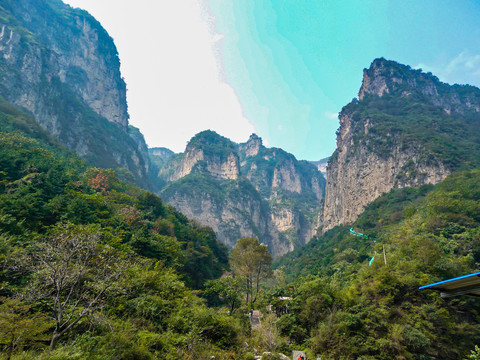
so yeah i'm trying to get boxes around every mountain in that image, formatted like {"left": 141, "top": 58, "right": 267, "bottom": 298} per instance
{"left": 310, "top": 156, "right": 329, "bottom": 177}
{"left": 0, "top": 0, "right": 150, "bottom": 187}
{"left": 322, "top": 58, "right": 480, "bottom": 231}
{"left": 149, "top": 147, "right": 175, "bottom": 169}
{"left": 152, "top": 131, "right": 326, "bottom": 257}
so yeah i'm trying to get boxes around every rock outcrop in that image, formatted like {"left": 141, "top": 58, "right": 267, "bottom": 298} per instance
{"left": 155, "top": 131, "right": 326, "bottom": 256}
{"left": 158, "top": 131, "right": 240, "bottom": 182}
{"left": 322, "top": 58, "right": 480, "bottom": 231}
{"left": 0, "top": 0, "right": 150, "bottom": 186}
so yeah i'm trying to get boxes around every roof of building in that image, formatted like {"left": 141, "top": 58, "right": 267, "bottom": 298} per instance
{"left": 419, "top": 272, "right": 480, "bottom": 298}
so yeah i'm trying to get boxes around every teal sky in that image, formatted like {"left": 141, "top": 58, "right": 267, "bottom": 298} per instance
{"left": 209, "top": 0, "right": 480, "bottom": 160}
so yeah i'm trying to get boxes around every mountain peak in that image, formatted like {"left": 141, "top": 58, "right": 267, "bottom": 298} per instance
{"left": 357, "top": 58, "right": 480, "bottom": 115}
{"left": 239, "top": 133, "right": 263, "bottom": 158}
{"left": 358, "top": 58, "right": 438, "bottom": 100}
{"left": 186, "top": 130, "right": 235, "bottom": 151}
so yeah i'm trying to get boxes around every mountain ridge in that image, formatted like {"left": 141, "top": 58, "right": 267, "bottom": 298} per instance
{"left": 322, "top": 57, "right": 480, "bottom": 231}
{"left": 151, "top": 130, "right": 326, "bottom": 256}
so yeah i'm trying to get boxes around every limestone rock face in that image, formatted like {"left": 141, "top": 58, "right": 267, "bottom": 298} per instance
{"left": 0, "top": 1, "right": 128, "bottom": 127}
{"left": 359, "top": 58, "right": 480, "bottom": 114}
{"left": 0, "top": 0, "right": 150, "bottom": 187}
{"left": 322, "top": 132, "right": 449, "bottom": 230}
{"left": 310, "top": 157, "right": 329, "bottom": 178}
{"left": 160, "top": 131, "right": 240, "bottom": 182}
{"left": 322, "top": 58, "right": 480, "bottom": 231}
{"left": 155, "top": 131, "right": 326, "bottom": 256}
{"left": 271, "top": 159, "right": 302, "bottom": 194}
{"left": 238, "top": 133, "right": 262, "bottom": 158}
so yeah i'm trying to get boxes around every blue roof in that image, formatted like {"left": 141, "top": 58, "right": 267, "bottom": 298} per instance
{"left": 419, "top": 272, "right": 480, "bottom": 298}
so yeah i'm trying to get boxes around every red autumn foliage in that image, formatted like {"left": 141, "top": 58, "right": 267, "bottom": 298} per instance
{"left": 87, "top": 171, "right": 110, "bottom": 194}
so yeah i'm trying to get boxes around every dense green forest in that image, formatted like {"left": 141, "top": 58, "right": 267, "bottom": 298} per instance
{"left": 0, "top": 101, "right": 249, "bottom": 359}
{"left": 274, "top": 170, "right": 480, "bottom": 359}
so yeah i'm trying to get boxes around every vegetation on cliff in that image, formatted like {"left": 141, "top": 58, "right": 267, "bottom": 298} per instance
{"left": 272, "top": 169, "right": 480, "bottom": 359}
{"left": 2, "top": 6, "right": 480, "bottom": 356}
{"left": 0, "top": 0, "right": 151, "bottom": 188}
{"left": 155, "top": 131, "right": 326, "bottom": 255}
{"left": 344, "top": 59, "right": 480, "bottom": 173}
{"left": 0, "top": 98, "right": 255, "bottom": 358}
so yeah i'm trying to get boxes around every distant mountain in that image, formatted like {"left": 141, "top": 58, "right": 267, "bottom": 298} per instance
{"left": 149, "top": 147, "right": 175, "bottom": 168}
{"left": 151, "top": 131, "right": 326, "bottom": 257}
{"left": 309, "top": 157, "right": 329, "bottom": 177}
{"left": 322, "top": 58, "right": 480, "bottom": 231}
{"left": 0, "top": 0, "right": 150, "bottom": 187}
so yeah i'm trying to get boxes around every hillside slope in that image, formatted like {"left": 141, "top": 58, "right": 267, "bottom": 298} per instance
{"left": 274, "top": 169, "right": 480, "bottom": 359}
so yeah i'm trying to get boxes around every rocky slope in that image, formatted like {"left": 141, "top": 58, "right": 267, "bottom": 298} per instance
{"left": 0, "top": 0, "right": 150, "bottom": 186}
{"left": 322, "top": 58, "right": 480, "bottom": 231}
{"left": 155, "top": 131, "right": 326, "bottom": 256}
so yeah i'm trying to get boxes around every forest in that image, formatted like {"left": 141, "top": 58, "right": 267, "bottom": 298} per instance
{"left": 1, "top": 91, "right": 480, "bottom": 360}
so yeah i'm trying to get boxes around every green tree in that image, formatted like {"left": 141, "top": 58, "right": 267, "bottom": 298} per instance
{"left": 204, "top": 275, "right": 245, "bottom": 315}
{"left": 0, "top": 298, "right": 51, "bottom": 360}
{"left": 229, "top": 237, "right": 272, "bottom": 305}
{"left": 22, "top": 222, "right": 132, "bottom": 352}
{"left": 466, "top": 345, "right": 480, "bottom": 360}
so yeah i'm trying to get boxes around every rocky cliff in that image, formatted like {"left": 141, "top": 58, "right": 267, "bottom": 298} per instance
{"left": 322, "top": 58, "right": 480, "bottom": 231}
{"left": 0, "top": 0, "right": 150, "bottom": 186}
{"left": 310, "top": 157, "right": 329, "bottom": 177}
{"left": 155, "top": 131, "right": 326, "bottom": 256}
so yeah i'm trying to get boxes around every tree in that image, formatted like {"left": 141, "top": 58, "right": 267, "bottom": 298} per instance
{"left": 22, "top": 222, "right": 131, "bottom": 352}
{"left": 229, "top": 237, "right": 272, "bottom": 305}
{"left": 466, "top": 345, "right": 480, "bottom": 360}
{"left": 0, "top": 298, "right": 51, "bottom": 360}
{"left": 204, "top": 275, "right": 245, "bottom": 315}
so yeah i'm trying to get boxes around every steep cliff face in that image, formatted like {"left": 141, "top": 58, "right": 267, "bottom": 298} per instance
{"left": 161, "top": 174, "right": 278, "bottom": 251}
{"left": 239, "top": 134, "right": 325, "bottom": 251}
{"left": 0, "top": 0, "right": 150, "bottom": 186}
{"left": 322, "top": 58, "right": 480, "bottom": 231}
{"left": 155, "top": 131, "right": 326, "bottom": 256}
{"left": 159, "top": 131, "right": 240, "bottom": 182}
{"left": 240, "top": 135, "right": 324, "bottom": 201}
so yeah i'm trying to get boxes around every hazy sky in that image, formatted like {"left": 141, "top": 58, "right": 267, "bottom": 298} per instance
{"left": 64, "top": 0, "right": 480, "bottom": 160}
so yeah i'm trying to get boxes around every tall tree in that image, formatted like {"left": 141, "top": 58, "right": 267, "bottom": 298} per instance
{"left": 22, "top": 222, "right": 131, "bottom": 352}
{"left": 229, "top": 237, "right": 272, "bottom": 305}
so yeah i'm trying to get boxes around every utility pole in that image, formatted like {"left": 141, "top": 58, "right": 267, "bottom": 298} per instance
{"left": 383, "top": 244, "right": 387, "bottom": 265}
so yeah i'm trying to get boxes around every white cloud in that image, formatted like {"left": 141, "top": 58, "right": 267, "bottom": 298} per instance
{"left": 64, "top": 0, "right": 255, "bottom": 152}
{"left": 413, "top": 63, "right": 435, "bottom": 73}
{"left": 415, "top": 52, "right": 480, "bottom": 87}
{"left": 324, "top": 111, "right": 339, "bottom": 119}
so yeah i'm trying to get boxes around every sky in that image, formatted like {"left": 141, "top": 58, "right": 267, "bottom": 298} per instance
{"left": 64, "top": 0, "right": 480, "bottom": 160}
